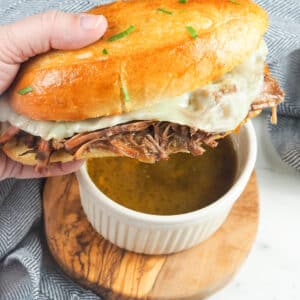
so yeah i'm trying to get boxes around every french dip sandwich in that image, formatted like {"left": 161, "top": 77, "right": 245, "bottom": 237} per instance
{"left": 0, "top": 0, "right": 284, "bottom": 169}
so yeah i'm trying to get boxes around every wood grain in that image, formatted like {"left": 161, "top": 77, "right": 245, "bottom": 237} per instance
{"left": 43, "top": 172, "right": 259, "bottom": 300}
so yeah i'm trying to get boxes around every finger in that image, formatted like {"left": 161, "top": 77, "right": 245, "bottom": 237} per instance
{"left": 0, "top": 10, "right": 107, "bottom": 93}
{"left": 0, "top": 152, "right": 84, "bottom": 179}
{"left": 19, "top": 160, "right": 84, "bottom": 179}
{"left": 41, "top": 160, "right": 84, "bottom": 178}
{"left": 0, "top": 10, "right": 107, "bottom": 64}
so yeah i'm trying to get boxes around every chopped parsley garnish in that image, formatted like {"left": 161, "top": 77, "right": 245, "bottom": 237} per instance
{"left": 228, "top": 0, "right": 240, "bottom": 4}
{"left": 156, "top": 8, "right": 173, "bottom": 15}
{"left": 17, "top": 86, "right": 33, "bottom": 95}
{"left": 121, "top": 85, "right": 130, "bottom": 102}
{"left": 178, "top": 0, "right": 187, "bottom": 3}
{"left": 108, "top": 25, "right": 135, "bottom": 42}
{"left": 186, "top": 26, "right": 198, "bottom": 39}
{"left": 102, "top": 48, "right": 108, "bottom": 55}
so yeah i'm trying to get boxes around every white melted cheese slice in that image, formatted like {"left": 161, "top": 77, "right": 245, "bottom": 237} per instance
{"left": 0, "top": 42, "right": 267, "bottom": 141}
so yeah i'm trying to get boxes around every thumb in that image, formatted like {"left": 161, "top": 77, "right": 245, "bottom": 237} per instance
{"left": 0, "top": 10, "right": 107, "bottom": 92}
{"left": 1, "top": 10, "right": 108, "bottom": 61}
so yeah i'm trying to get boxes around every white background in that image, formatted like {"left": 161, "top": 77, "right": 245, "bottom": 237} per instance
{"left": 211, "top": 115, "right": 300, "bottom": 300}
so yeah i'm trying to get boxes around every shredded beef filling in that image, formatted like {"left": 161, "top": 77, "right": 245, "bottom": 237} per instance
{"left": 0, "top": 72, "right": 284, "bottom": 169}
{"left": 7, "top": 121, "right": 226, "bottom": 166}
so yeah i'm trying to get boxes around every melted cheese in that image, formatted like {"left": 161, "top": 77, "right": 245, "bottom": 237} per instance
{"left": 0, "top": 41, "right": 267, "bottom": 141}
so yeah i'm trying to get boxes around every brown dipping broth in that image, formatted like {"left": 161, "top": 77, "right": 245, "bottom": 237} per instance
{"left": 87, "top": 136, "right": 237, "bottom": 216}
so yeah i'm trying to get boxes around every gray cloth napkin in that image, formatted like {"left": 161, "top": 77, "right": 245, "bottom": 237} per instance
{"left": 256, "top": 0, "right": 300, "bottom": 171}
{"left": 0, "top": 1, "right": 299, "bottom": 299}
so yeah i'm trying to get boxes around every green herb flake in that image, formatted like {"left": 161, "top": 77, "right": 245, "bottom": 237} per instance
{"left": 121, "top": 85, "right": 130, "bottom": 102}
{"left": 102, "top": 48, "right": 108, "bottom": 55}
{"left": 228, "top": 0, "right": 240, "bottom": 4}
{"left": 156, "top": 8, "right": 173, "bottom": 15}
{"left": 186, "top": 26, "right": 198, "bottom": 39}
{"left": 178, "top": 0, "right": 187, "bottom": 3}
{"left": 17, "top": 86, "right": 33, "bottom": 95}
{"left": 108, "top": 25, "right": 135, "bottom": 42}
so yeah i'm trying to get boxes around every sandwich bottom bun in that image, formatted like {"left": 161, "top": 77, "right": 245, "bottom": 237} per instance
{"left": 3, "top": 140, "right": 118, "bottom": 166}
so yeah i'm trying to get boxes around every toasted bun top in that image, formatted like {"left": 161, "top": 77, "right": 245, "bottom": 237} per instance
{"left": 8, "top": 0, "right": 268, "bottom": 121}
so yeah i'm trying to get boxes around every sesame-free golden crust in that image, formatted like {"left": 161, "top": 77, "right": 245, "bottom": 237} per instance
{"left": 9, "top": 0, "right": 268, "bottom": 121}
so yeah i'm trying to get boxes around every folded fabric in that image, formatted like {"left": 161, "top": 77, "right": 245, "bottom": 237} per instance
{"left": 257, "top": 0, "right": 300, "bottom": 171}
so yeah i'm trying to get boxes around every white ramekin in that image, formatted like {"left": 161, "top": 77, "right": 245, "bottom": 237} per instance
{"left": 76, "top": 121, "right": 257, "bottom": 255}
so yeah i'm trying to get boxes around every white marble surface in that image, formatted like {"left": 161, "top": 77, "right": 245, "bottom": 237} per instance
{"left": 210, "top": 115, "right": 300, "bottom": 300}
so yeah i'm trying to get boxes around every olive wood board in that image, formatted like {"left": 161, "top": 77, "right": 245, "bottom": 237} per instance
{"left": 43, "top": 172, "right": 259, "bottom": 300}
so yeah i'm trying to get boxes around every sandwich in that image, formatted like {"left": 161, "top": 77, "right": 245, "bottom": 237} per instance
{"left": 0, "top": 0, "right": 284, "bottom": 170}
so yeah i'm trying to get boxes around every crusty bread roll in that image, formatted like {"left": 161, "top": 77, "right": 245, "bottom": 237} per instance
{"left": 9, "top": 0, "right": 268, "bottom": 121}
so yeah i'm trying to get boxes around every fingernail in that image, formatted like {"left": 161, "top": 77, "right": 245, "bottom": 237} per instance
{"left": 80, "top": 14, "right": 106, "bottom": 30}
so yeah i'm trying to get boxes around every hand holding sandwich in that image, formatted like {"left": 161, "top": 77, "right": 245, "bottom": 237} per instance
{"left": 0, "top": 0, "right": 284, "bottom": 179}
{"left": 0, "top": 10, "right": 107, "bottom": 179}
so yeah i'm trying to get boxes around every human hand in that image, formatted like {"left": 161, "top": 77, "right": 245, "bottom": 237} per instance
{"left": 0, "top": 10, "right": 107, "bottom": 179}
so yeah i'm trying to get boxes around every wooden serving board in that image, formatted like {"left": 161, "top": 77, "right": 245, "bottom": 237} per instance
{"left": 43, "top": 173, "right": 259, "bottom": 300}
